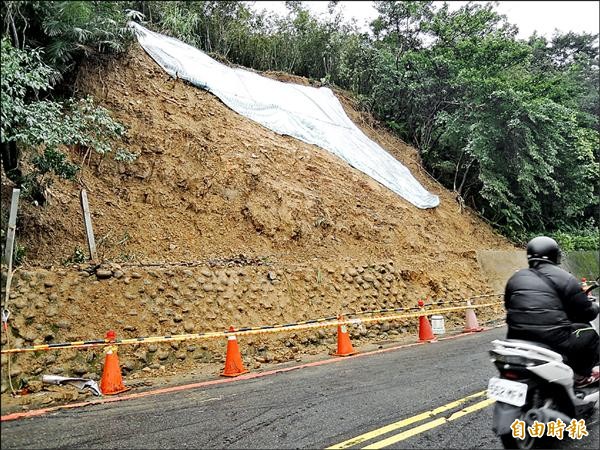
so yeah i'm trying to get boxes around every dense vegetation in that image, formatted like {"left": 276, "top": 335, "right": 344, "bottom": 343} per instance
{"left": 1, "top": 0, "right": 598, "bottom": 249}
{"left": 1, "top": 1, "right": 137, "bottom": 205}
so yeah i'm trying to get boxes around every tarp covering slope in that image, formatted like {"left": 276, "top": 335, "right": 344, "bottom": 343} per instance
{"left": 129, "top": 22, "right": 439, "bottom": 209}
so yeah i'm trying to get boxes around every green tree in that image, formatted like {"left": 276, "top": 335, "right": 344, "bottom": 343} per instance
{"left": 1, "top": 38, "right": 132, "bottom": 203}
{"left": 1, "top": 1, "right": 134, "bottom": 76}
{"left": 356, "top": 1, "right": 598, "bottom": 239}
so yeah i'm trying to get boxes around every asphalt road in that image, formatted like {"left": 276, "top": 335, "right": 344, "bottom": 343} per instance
{"left": 2, "top": 326, "right": 598, "bottom": 449}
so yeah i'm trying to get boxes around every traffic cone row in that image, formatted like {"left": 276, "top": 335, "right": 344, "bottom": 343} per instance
{"left": 417, "top": 299, "right": 485, "bottom": 342}
{"left": 98, "top": 301, "right": 486, "bottom": 387}
{"left": 220, "top": 315, "right": 360, "bottom": 378}
{"left": 220, "top": 300, "right": 484, "bottom": 372}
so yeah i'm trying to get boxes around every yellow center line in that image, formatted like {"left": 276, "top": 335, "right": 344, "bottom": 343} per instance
{"left": 448, "top": 398, "right": 496, "bottom": 421}
{"left": 326, "top": 390, "right": 487, "bottom": 449}
{"left": 361, "top": 399, "right": 496, "bottom": 449}
{"left": 362, "top": 418, "right": 448, "bottom": 449}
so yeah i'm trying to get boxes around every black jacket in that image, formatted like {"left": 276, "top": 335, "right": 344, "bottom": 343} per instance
{"left": 504, "top": 260, "right": 599, "bottom": 347}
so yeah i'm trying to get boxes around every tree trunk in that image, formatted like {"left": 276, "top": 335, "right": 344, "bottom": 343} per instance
{"left": 0, "top": 141, "right": 22, "bottom": 184}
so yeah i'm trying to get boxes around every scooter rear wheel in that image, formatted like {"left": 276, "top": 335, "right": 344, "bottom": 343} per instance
{"left": 500, "top": 433, "right": 537, "bottom": 449}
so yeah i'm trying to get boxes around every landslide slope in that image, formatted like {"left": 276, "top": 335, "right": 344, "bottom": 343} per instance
{"left": 17, "top": 44, "right": 513, "bottom": 276}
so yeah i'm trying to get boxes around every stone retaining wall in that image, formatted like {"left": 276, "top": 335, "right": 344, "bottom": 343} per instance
{"left": 1, "top": 259, "right": 503, "bottom": 393}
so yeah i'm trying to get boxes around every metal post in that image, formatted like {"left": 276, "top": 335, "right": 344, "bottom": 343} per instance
{"left": 80, "top": 189, "right": 97, "bottom": 261}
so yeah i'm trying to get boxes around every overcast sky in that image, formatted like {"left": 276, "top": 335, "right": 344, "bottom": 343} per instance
{"left": 249, "top": 1, "right": 600, "bottom": 40}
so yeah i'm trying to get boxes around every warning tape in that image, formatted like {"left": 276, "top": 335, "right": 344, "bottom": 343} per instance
{"left": 345, "top": 295, "right": 502, "bottom": 318}
{"left": 469, "top": 293, "right": 503, "bottom": 299}
{"left": 0, "top": 296, "right": 498, "bottom": 349}
{"left": 0, "top": 301, "right": 502, "bottom": 354}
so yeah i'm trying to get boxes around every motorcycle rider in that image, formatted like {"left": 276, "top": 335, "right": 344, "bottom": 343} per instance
{"left": 504, "top": 236, "right": 599, "bottom": 388}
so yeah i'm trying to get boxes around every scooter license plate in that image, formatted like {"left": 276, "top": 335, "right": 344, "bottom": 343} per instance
{"left": 487, "top": 377, "right": 528, "bottom": 407}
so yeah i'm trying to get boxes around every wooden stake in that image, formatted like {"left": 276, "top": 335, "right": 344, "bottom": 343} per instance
{"left": 2, "top": 188, "right": 20, "bottom": 268}
{"left": 80, "top": 189, "right": 97, "bottom": 261}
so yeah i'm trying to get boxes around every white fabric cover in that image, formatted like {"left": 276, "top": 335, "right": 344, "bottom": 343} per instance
{"left": 129, "top": 22, "right": 439, "bottom": 209}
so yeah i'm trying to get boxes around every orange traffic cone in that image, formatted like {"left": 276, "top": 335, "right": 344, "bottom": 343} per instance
{"left": 464, "top": 300, "right": 484, "bottom": 332}
{"left": 221, "top": 326, "right": 249, "bottom": 377}
{"left": 332, "top": 315, "right": 358, "bottom": 357}
{"left": 418, "top": 300, "right": 437, "bottom": 342}
{"left": 100, "top": 330, "right": 130, "bottom": 395}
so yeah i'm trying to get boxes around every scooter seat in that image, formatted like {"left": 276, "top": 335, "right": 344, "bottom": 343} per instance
{"left": 502, "top": 339, "right": 571, "bottom": 363}
{"left": 492, "top": 339, "right": 564, "bottom": 362}
{"left": 503, "top": 339, "right": 555, "bottom": 351}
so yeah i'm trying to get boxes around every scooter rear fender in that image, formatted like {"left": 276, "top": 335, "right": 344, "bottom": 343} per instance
{"left": 492, "top": 401, "right": 522, "bottom": 436}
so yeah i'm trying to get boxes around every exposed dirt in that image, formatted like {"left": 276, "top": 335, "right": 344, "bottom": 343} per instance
{"left": 1, "top": 44, "right": 516, "bottom": 414}
{"left": 9, "top": 45, "right": 513, "bottom": 266}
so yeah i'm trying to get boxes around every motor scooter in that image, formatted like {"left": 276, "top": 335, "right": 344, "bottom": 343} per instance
{"left": 488, "top": 280, "right": 599, "bottom": 449}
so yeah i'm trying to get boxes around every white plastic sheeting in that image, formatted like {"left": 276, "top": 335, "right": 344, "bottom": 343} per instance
{"left": 129, "top": 22, "right": 440, "bottom": 209}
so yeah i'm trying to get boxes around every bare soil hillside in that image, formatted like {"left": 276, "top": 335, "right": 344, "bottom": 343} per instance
{"left": 12, "top": 45, "right": 512, "bottom": 268}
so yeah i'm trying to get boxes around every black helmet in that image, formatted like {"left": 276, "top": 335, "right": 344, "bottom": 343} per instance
{"left": 526, "top": 236, "right": 561, "bottom": 265}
